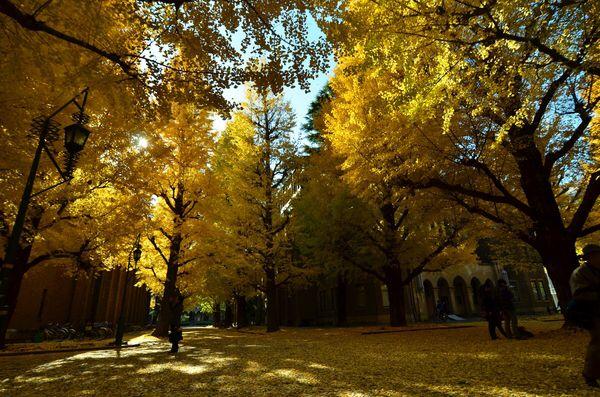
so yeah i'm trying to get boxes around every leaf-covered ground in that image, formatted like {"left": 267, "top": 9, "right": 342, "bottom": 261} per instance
{"left": 0, "top": 332, "right": 149, "bottom": 355}
{"left": 0, "top": 320, "right": 596, "bottom": 396}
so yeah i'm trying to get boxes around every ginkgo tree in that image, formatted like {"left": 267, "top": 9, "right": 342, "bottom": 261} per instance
{"left": 133, "top": 102, "right": 217, "bottom": 337}
{"left": 192, "top": 214, "right": 263, "bottom": 329}
{"left": 292, "top": 140, "right": 373, "bottom": 326}
{"left": 0, "top": 16, "right": 157, "bottom": 346}
{"left": 322, "top": 0, "right": 599, "bottom": 311}
{"left": 191, "top": 251, "right": 255, "bottom": 328}
{"left": 0, "top": 121, "right": 154, "bottom": 347}
{"left": 296, "top": 118, "right": 476, "bottom": 326}
{"left": 0, "top": 0, "right": 332, "bottom": 111}
{"left": 1, "top": 0, "right": 332, "bottom": 342}
{"left": 214, "top": 88, "right": 308, "bottom": 332}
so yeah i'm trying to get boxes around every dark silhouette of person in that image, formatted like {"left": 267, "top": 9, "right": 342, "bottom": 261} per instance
{"left": 168, "top": 291, "right": 184, "bottom": 354}
{"left": 435, "top": 299, "right": 448, "bottom": 321}
{"left": 570, "top": 244, "right": 600, "bottom": 388}
{"left": 479, "top": 279, "right": 507, "bottom": 340}
{"left": 497, "top": 279, "right": 521, "bottom": 339}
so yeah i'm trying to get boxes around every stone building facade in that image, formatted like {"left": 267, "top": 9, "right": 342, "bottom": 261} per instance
{"left": 419, "top": 263, "right": 554, "bottom": 319}
{"left": 276, "top": 262, "right": 554, "bottom": 326}
{"left": 8, "top": 265, "right": 151, "bottom": 340}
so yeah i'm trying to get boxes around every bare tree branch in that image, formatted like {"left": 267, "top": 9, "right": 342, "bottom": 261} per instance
{"left": 580, "top": 223, "right": 600, "bottom": 237}
{"left": 544, "top": 112, "right": 593, "bottom": 173}
{"left": 403, "top": 224, "right": 463, "bottom": 284}
{"left": 568, "top": 171, "right": 600, "bottom": 234}
{"left": 148, "top": 236, "right": 170, "bottom": 266}
{"left": 0, "top": 1, "right": 136, "bottom": 76}
{"left": 459, "top": 158, "right": 533, "bottom": 217}
{"left": 396, "top": 175, "right": 535, "bottom": 218}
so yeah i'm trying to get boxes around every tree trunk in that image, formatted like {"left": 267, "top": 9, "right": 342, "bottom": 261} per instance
{"left": 265, "top": 269, "right": 279, "bottom": 332}
{"left": 223, "top": 301, "right": 233, "bottom": 328}
{"left": 235, "top": 295, "right": 247, "bottom": 329}
{"left": 0, "top": 269, "right": 25, "bottom": 348}
{"left": 253, "top": 295, "right": 265, "bottom": 325}
{"left": 510, "top": 131, "right": 578, "bottom": 314}
{"left": 212, "top": 302, "right": 221, "bottom": 328}
{"left": 335, "top": 273, "right": 347, "bottom": 326}
{"left": 152, "top": 264, "right": 179, "bottom": 337}
{"left": 0, "top": 208, "right": 43, "bottom": 348}
{"left": 152, "top": 223, "right": 183, "bottom": 337}
{"left": 152, "top": 182, "right": 188, "bottom": 337}
{"left": 537, "top": 233, "right": 578, "bottom": 313}
{"left": 386, "top": 272, "right": 407, "bottom": 327}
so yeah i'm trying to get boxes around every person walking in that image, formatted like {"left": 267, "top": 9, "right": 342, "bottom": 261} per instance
{"left": 168, "top": 291, "right": 184, "bottom": 354}
{"left": 569, "top": 244, "right": 600, "bottom": 388}
{"left": 479, "top": 279, "right": 507, "bottom": 340}
{"left": 497, "top": 279, "right": 521, "bottom": 339}
{"left": 435, "top": 299, "right": 448, "bottom": 322}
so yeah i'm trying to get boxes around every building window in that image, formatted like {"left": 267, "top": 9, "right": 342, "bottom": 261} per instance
{"left": 319, "top": 291, "right": 325, "bottom": 312}
{"left": 38, "top": 289, "right": 48, "bottom": 320}
{"left": 530, "top": 280, "right": 548, "bottom": 301}
{"left": 319, "top": 290, "right": 331, "bottom": 312}
{"left": 357, "top": 286, "right": 367, "bottom": 308}
{"left": 381, "top": 285, "right": 389, "bottom": 308}
{"left": 509, "top": 282, "right": 520, "bottom": 302}
{"left": 530, "top": 281, "right": 539, "bottom": 300}
{"left": 536, "top": 280, "right": 548, "bottom": 301}
{"left": 330, "top": 288, "right": 336, "bottom": 311}
{"left": 455, "top": 284, "right": 464, "bottom": 305}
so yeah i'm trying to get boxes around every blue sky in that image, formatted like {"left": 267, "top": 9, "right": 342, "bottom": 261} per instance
{"left": 212, "top": 70, "right": 332, "bottom": 141}
{"left": 211, "top": 15, "right": 334, "bottom": 143}
{"left": 142, "top": 11, "right": 334, "bottom": 142}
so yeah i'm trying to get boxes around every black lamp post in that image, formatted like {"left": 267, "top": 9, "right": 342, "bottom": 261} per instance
{"left": 114, "top": 234, "right": 142, "bottom": 346}
{"left": 0, "top": 88, "right": 91, "bottom": 348}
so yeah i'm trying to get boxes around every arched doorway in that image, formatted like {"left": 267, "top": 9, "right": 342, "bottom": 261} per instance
{"left": 471, "top": 277, "right": 481, "bottom": 310}
{"left": 423, "top": 280, "right": 435, "bottom": 320}
{"left": 436, "top": 278, "right": 452, "bottom": 313}
{"left": 453, "top": 276, "right": 469, "bottom": 316}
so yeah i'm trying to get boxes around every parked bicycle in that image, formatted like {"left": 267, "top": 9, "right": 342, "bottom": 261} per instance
{"left": 42, "top": 322, "right": 112, "bottom": 341}
{"left": 437, "top": 311, "right": 449, "bottom": 322}
{"left": 87, "top": 322, "right": 113, "bottom": 340}
{"left": 43, "top": 323, "right": 73, "bottom": 341}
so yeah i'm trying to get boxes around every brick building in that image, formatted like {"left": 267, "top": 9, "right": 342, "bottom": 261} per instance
{"left": 7, "top": 264, "right": 151, "bottom": 340}
{"left": 275, "top": 262, "right": 554, "bottom": 326}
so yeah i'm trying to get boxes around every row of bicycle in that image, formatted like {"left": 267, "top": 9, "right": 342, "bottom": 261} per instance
{"left": 41, "top": 322, "right": 114, "bottom": 341}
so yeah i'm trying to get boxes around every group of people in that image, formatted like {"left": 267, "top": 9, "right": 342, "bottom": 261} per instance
{"left": 479, "top": 278, "right": 522, "bottom": 340}
{"left": 476, "top": 243, "right": 599, "bottom": 389}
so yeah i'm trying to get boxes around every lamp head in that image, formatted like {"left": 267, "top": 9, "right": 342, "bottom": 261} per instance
{"left": 64, "top": 123, "right": 91, "bottom": 154}
{"left": 133, "top": 245, "right": 142, "bottom": 263}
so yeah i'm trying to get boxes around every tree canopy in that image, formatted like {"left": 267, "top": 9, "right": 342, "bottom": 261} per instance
{"left": 318, "top": 0, "right": 599, "bottom": 310}
{"left": 0, "top": 0, "right": 597, "bottom": 339}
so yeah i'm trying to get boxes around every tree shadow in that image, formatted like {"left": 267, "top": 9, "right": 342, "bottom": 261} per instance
{"left": 0, "top": 325, "right": 594, "bottom": 396}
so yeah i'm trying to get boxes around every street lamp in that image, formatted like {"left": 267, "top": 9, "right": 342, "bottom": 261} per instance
{"left": 64, "top": 123, "right": 91, "bottom": 152}
{"left": 64, "top": 122, "right": 91, "bottom": 178}
{"left": 133, "top": 244, "right": 142, "bottom": 263}
{"left": 0, "top": 88, "right": 92, "bottom": 348}
{"left": 114, "top": 234, "right": 142, "bottom": 346}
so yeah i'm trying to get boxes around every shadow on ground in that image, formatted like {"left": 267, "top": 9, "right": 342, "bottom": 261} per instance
{"left": 0, "top": 322, "right": 594, "bottom": 396}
